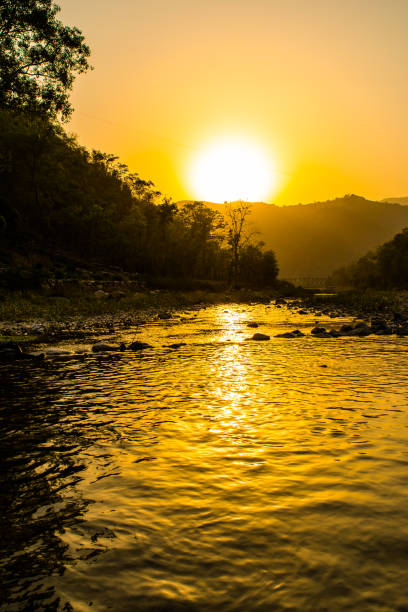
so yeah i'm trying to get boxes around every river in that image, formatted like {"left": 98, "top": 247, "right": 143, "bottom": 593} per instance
{"left": 1, "top": 303, "right": 408, "bottom": 611}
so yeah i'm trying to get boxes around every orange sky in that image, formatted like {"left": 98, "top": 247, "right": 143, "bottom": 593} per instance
{"left": 59, "top": 0, "right": 408, "bottom": 205}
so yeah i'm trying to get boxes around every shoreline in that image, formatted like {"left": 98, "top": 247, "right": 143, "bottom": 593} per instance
{"left": 0, "top": 288, "right": 281, "bottom": 345}
{"left": 1, "top": 287, "right": 407, "bottom": 348}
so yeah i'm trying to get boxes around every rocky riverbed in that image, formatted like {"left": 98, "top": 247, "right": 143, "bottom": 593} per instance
{"left": 1, "top": 295, "right": 408, "bottom": 361}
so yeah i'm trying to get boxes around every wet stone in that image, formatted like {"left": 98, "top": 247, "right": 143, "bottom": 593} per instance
{"left": 311, "top": 327, "right": 326, "bottom": 335}
{"left": 128, "top": 341, "right": 153, "bottom": 350}
{"left": 92, "top": 342, "right": 121, "bottom": 352}
{"left": 251, "top": 333, "right": 270, "bottom": 341}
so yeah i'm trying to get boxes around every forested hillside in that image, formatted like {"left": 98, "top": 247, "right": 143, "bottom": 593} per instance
{"left": 0, "top": 111, "right": 279, "bottom": 288}
{"left": 330, "top": 228, "right": 408, "bottom": 289}
{"left": 0, "top": 1, "right": 279, "bottom": 289}
{"left": 192, "top": 196, "right": 408, "bottom": 277}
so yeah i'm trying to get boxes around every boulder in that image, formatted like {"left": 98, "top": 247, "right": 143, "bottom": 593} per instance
{"left": 247, "top": 322, "right": 259, "bottom": 328}
{"left": 251, "top": 333, "right": 270, "bottom": 341}
{"left": 168, "top": 342, "right": 187, "bottom": 349}
{"left": 158, "top": 312, "right": 172, "bottom": 320}
{"left": 276, "top": 332, "right": 296, "bottom": 338}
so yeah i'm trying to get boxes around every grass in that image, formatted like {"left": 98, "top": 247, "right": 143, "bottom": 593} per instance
{"left": 0, "top": 334, "right": 39, "bottom": 344}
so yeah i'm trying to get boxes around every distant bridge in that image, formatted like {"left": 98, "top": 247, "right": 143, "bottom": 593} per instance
{"left": 282, "top": 276, "right": 335, "bottom": 290}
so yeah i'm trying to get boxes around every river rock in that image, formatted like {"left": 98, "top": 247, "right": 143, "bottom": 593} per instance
{"left": 251, "top": 333, "right": 270, "bottom": 341}
{"left": 329, "top": 329, "right": 340, "bottom": 338}
{"left": 247, "top": 322, "right": 259, "bottom": 328}
{"left": 340, "top": 324, "right": 354, "bottom": 333}
{"left": 0, "top": 342, "right": 45, "bottom": 360}
{"left": 45, "top": 348, "right": 73, "bottom": 355}
{"left": 167, "top": 342, "right": 187, "bottom": 349}
{"left": 158, "top": 312, "right": 172, "bottom": 320}
{"left": 128, "top": 341, "right": 153, "bottom": 350}
{"left": 370, "top": 318, "right": 387, "bottom": 330}
{"left": 276, "top": 332, "right": 296, "bottom": 338}
{"left": 92, "top": 342, "right": 121, "bottom": 352}
{"left": 30, "top": 323, "right": 46, "bottom": 334}
{"left": 311, "top": 326, "right": 326, "bottom": 335}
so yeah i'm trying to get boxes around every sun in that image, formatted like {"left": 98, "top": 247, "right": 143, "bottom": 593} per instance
{"left": 189, "top": 137, "right": 277, "bottom": 203}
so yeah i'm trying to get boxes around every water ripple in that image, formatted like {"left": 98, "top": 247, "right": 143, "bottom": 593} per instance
{"left": 1, "top": 304, "right": 408, "bottom": 610}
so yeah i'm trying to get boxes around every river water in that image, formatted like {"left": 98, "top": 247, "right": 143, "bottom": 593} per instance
{"left": 1, "top": 303, "right": 408, "bottom": 611}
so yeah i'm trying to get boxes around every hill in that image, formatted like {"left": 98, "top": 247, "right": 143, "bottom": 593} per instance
{"left": 179, "top": 195, "right": 408, "bottom": 277}
{"left": 382, "top": 197, "right": 408, "bottom": 205}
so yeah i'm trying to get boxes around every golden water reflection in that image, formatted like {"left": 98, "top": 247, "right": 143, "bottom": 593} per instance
{"left": 2, "top": 303, "right": 408, "bottom": 610}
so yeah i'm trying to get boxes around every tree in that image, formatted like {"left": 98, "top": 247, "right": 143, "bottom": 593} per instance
{"left": 179, "top": 201, "right": 225, "bottom": 278}
{"left": 0, "top": 0, "right": 91, "bottom": 120}
{"left": 225, "top": 201, "right": 255, "bottom": 286}
{"left": 239, "top": 244, "right": 279, "bottom": 287}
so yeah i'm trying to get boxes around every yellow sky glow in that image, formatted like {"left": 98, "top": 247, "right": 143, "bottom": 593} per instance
{"left": 59, "top": 0, "right": 408, "bottom": 205}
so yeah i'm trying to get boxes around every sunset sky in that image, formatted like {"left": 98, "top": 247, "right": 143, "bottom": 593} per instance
{"left": 59, "top": 0, "right": 408, "bottom": 205}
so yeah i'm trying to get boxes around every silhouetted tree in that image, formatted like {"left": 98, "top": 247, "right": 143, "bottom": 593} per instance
{"left": 225, "top": 202, "right": 255, "bottom": 286}
{"left": 0, "top": 0, "right": 91, "bottom": 120}
{"left": 330, "top": 228, "right": 408, "bottom": 290}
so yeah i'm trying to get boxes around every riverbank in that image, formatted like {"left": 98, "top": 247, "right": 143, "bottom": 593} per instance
{"left": 1, "top": 287, "right": 407, "bottom": 348}
{"left": 0, "top": 287, "right": 284, "bottom": 344}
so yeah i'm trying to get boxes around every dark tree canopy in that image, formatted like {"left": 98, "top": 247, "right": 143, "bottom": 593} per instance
{"left": 330, "top": 228, "right": 408, "bottom": 290}
{"left": 0, "top": 0, "right": 91, "bottom": 120}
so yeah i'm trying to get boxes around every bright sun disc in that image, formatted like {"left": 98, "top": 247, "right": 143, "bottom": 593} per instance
{"left": 190, "top": 137, "right": 276, "bottom": 202}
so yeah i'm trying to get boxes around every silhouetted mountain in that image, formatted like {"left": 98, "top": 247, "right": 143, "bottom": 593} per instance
{"left": 179, "top": 195, "right": 408, "bottom": 277}
{"left": 382, "top": 197, "right": 408, "bottom": 205}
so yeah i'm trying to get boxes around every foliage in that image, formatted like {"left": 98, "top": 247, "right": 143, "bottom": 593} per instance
{"left": 0, "top": 110, "right": 279, "bottom": 288}
{"left": 330, "top": 228, "right": 408, "bottom": 290}
{"left": 0, "top": 0, "right": 91, "bottom": 120}
{"left": 303, "top": 289, "right": 403, "bottom": 315}
{"left": 224, "top": 202, "right": 278, "bottom": 287}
